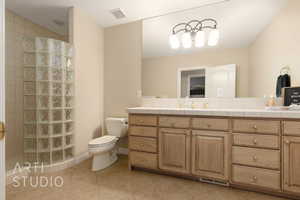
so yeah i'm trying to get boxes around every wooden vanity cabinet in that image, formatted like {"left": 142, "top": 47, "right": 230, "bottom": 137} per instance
{"left": 191, "top": 130, "right": 230, "bottom": 181}
{"left": 128, "top": 114, "right": 300, "bottom": 198}
{"left": 283, "top": 121, "right": 300, "bottom": 195}
{"left": 158, "top": 128, "right": 191, "bottom": 174}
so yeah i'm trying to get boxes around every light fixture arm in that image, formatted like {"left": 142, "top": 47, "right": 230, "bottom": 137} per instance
{"left": 172, "top": 18, "right": 217, "bottom": 34}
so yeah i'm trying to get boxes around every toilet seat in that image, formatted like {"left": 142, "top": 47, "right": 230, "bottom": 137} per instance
{"left": 88, "top": 135, "right": 118, "bottom": 148}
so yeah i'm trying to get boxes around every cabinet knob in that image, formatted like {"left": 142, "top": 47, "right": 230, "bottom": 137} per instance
{"left": 253, "top": 156, "right": 258, "bottom": 162}
{"left": 253, "top": 139, "right": 258, "bottom": 145}
{"left": 285, "top": 140, "right": 290, "bottom": 144}
{"left": 252, "top": 176, "right": 258, "bottom": 183}
{"left": 253, "top": 125, "right": 257, "bottom": 130}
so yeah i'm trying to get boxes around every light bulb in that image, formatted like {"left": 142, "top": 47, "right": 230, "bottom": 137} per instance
{"left": 181, "top": 32, "right": 192, "bottom": 49}
{"left": 169, "top": 34, "right": 180, "bottom": 49}
{"left": 208, "top": 29, "right": 219, "bottom": 46}
{"left": 195, "top": 31, "right": 205, "bottom": 48}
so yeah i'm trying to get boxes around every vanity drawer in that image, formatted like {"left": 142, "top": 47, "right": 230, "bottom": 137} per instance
{"left": 129, "top": 136, "right": 157, "bottom": 153}
{"left": 130, "top": 115, "right": 157, "bottom": 126}
{"left": 130, "top": 126, "right": 157, "bottom": 138}
{"left": 233, "top": 133, "right": 279, "bottom": 149}
{"left": 283, "top": 121, "right": 300, "bottom": 136}
{"left": 232, "top": 146, "right": 280, "bottom": 170}
{"left": 130, "top": 151, "right": 158, "bottom": 169}
{"left": 232, "top": 165, "right": 281, "bottom": 191}
{"left": 233, "top": 119, "right": 280, "bottom": 135}
{"left": 192, "top": 118, "right": 229, "bottom": 131}
{"left": 159, "top": 116, "right": 190, "bottom": 129}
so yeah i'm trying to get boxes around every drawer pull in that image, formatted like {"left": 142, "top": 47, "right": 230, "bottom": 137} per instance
{"left": 253, "top": 125, "right": 257, "bottom": 130}
{"left": 253, "top": 156, "right": 258, "bottom": 162}
{"left": 285, "top": 140, "right": 290, "bottom": 144}
{"left": 252, "top": 176, "right": 258, "bottom": 183}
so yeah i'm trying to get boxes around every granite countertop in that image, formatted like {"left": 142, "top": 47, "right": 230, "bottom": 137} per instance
{"left": 127, "top": 107, "right": 300, "bottom": 119}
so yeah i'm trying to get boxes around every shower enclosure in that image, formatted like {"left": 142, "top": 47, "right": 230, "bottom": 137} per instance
{"left": 22, "top": 37, "right": 74, "bottom": 166}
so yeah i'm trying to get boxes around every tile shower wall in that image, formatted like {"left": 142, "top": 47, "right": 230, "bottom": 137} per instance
{"left": 5, "top": 9, "right": 66, "bottom": 170}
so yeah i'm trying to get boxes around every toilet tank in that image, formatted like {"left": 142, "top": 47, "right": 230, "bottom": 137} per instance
{"left": 106, "top": 118, "right": 128, "bottom": 138}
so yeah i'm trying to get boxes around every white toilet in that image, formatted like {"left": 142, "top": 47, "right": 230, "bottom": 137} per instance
{"left": 88, "top": 117, "right": 128, "bottom": 171}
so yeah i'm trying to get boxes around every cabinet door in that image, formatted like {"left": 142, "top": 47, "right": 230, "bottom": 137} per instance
{"left": 283, "top": 136, "right": 300, "bottom": 194}
{"left": 191, "top": 130, "right": 230, "bottom": 181}
{"left": 159, "top": 128, "right": 191, "bottom": 174}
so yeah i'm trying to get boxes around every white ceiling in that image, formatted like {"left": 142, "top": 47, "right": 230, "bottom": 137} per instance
{"left": 143, "top": 0, "right": 288, "bottom": 58}
{"left": 6, "top": 0, "right": 228, "bottom": 36}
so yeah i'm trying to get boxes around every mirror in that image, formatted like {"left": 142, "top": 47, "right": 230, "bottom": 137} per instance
{"left": 142, "top": 0, "right": 299, "bottom": 98}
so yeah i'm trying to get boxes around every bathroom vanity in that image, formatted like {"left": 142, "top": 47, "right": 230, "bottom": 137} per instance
{"left": 127, "top": 107, "right": 300, "bottom": 199}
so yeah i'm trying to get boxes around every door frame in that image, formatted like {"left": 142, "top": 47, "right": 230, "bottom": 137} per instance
{"left": 0, "top": 0, "right": 5, "bottom": 199}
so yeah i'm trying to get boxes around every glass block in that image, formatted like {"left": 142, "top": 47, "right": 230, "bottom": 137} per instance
{"left": 38, "top": 152, "right": 50, "bottom": 165}
{"left": 65, "top": 70, "right": 74, "bottom": 82}
{"left": 51, "top": 68, "right": 62, "bottom": 81}
{"left": 24, "top": 68, "right": 36, "bottom": 81}
{"left": 38, "top": 110, "right": 50, "bottom": 122}
{"left": 66, "top": 58, "right": 73, "bottom": 68}
{"left": 52, "top": 55, "right": 64, "bottom": 67}
{"left": 24, "top": 52, "right": 36, "bottom": 66}
{"left": 65, "top": 97, "right": 73, "bottom": 108}
{"left": 65, "top": 122, "right": 73, "bottom": 133}
{"left": 64, "top": 148, "right": 73, "bottom": 160}
{"left": 64, "top": 43, "right": 73, "bottom": 57}
{"left": 53, "top": 40, "right": 62, "bottom": 54}
{"left": 24, "top": 110, "right": 36, "bottom": 123}
{"left": 36, "top": 67, "right": 49, "bottom": 81}
{"left": 65, "top": 135, "right": 73, "bottom": 146}
{"left": 65, "top": 83, "right": 74, "bottom": 96}
{"left": 37, "top": 82, "right": 50, "bottom": 95}
{"left": 52, "top": 137, "right": 62, "bottom": 149}
{"left": 24, "top": 124, "right": 36, "bottom": 137}
{"left": 24, "top": 96, "right": 36, "bottom": 109}
{"left": 38, "top": 139, "right": 50, "bottom": 151}
{"left": 53, "top": 110, "right": 62, "bottom": 121}
{"left": 24, "top": 138, "right": 37, "bottom": 151}
{"left": 37, "top": 124, "right": 50, "bottom": 137}
{"left": 23, "top": 37, "right": 35, "bottom": 52}
{"left": 65, "top": 109, "right": 73, "bottom": 121}
{"left": 52, "top": 150, "right": 63, "bottom": 163}
{"left": 24, "top": 153, "right": 38, "bottom": 164}
{"left": 36, "top": 38, "right": 52, "bottom": 52}
{"left": 36, "top": 53, "right": 51, "bottom": 66}
{"left": 52, "top": 96, "right": 62, "bottom": 108}
{"left": 53, "top": 123, "right": 63, "bottom": 135}
{"left": 37, "top": 96, "right": 50, "bottom": 108}
{"left": 24, "top": 82, "right": 36, "bottom": 95}
{"left": 52, "top": 83, "right": 62, "bottom": 96}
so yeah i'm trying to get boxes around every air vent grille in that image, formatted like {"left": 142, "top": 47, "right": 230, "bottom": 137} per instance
{"left": 110, "top": 8, "right": 126, "bottom": 19}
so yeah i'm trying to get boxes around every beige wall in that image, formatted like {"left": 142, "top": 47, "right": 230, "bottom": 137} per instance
{"left": 249, "top": 0, "right": 300, "bottom": 97}
{"left": 104, "top": 21, "right": 142, "bottom": 118}
{"left": 142, "top": 48, "right": 249, "bottom": 98}
{"left": 5, "top": 10, "right": 65, "bottom": 170}
{"left": 69, "top": 8, "right": 104, "bottom": 156}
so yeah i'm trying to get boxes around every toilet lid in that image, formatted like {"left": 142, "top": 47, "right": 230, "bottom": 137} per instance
{"left": 89, "top": 135, "right": 117, "bottom": 147}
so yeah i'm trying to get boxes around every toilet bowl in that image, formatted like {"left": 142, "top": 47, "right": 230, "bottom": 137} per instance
{"left": 88, "top": 118, "right": 128, "bottom": 171}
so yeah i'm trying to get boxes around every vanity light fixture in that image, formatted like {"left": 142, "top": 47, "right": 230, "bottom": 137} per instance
{"left": 169, "top": 19, "right": 219, "bottom": 49}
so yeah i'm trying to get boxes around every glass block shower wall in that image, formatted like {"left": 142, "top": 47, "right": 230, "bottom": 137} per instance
{"left": 23, "top": 37, "right": 74, "bottom": 165}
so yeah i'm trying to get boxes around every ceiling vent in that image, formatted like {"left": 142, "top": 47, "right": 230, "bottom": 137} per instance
{"left": 110, "top": 8, "right": 126, "bottom": 19}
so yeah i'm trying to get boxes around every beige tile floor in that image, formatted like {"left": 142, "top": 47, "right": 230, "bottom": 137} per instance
{"left": 6, "top": 155, "right": 289, "bottom": 200}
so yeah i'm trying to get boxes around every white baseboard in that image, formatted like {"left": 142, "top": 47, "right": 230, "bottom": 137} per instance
{"left": 118, "top": 147, "right": 129, "bottom": 155}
